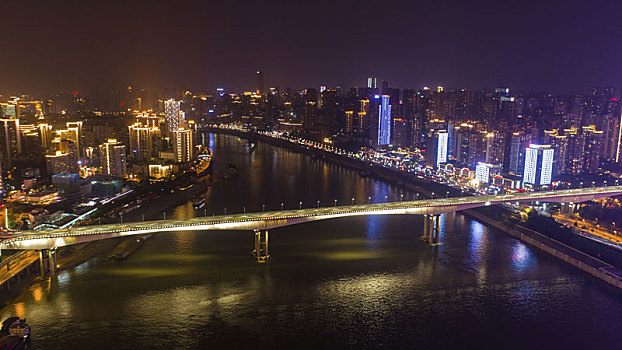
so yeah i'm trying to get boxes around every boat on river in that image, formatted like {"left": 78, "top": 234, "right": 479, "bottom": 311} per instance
{"left": 0, "top": 317, "right": 30, "bottom": 349}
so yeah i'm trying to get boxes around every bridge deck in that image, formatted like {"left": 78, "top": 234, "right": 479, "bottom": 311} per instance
{"left": 2, "top": 186, "right": 622, "bottom": 250}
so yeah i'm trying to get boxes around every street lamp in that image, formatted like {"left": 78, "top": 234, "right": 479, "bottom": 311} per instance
{"left": 263, "top": 204, "right": 266, "bottom": 212}
{"left": 299, "top": 201, "right": 303, "bottom": 209}
{"left": 334, "top": 199, "right": 338, "bottom": 206}
{"left": 317, "top": 200, "right": 320, "bottom": 208}
{"left": 446, "top": 191, "right": 450, "bottom": 198}
{"left": 385, "top": 195, "right": 388, "bottom": 202}
{"left": 351, "top": 198, "right": 355, "bottom": 205}
{"left": 120, "top": 213, "right": 123, "bottom": 224}
{"left": 281, "top": 202, "right": 284, "bottom": 210}
{"left": 368, "top": 196, "right": 371, "bottom": 204}
{"left": 400, "top": 194, "right": 404, "bottom": 202}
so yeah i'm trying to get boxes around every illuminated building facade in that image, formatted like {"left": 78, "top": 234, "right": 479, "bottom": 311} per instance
{"left": 523, "top": 144, "right": 554, "bottom": 188}
{"left": 164, "top": 99, "right": 183, "bottom": 136}
{"left": 99, "top": 139, "right": 127, "bottom": 177}
{"left": 173, "top": 128, "right": 193, "bottom": 163}
{"left": 128, "top": 122, "right": 160, "bottom": 163}
{"left": 0, "top": 118, "right": 21, "bottom": 168}
{"left": 377, "top": 95, "right": 391, "bottom": 146}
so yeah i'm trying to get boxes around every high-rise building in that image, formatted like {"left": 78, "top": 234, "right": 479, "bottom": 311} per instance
{"left": 0, "top": 102, "right": 20, "bottom": 119}
{"left": 485, "top": 131, "right": 506, "bottom": 166}
{"left": 367, "top": 77, "right": 377, "bottom": 89}
{"left": 66, "top": 121, "right": 83, "bottom": 156}
{"left": 543, "top": 129, "right": 568, "bottom": 177}
{"left": 344, "top": 111, "right": 354, "bottom": 134}
{"left": 45, "top": 151, "right": 74, "bottom": 175}
{"left": 99, "top": 139, "right": 127, "bottom": 177}
{"left": 56, "top": 125, "right": 81, "bottom": 158}
{"left": 425, "top": 130, "right": 448, "bottom": 168}
{"left": 0, "top": 118, "right": 21, "bottom": 168}
{"left": 523, "top": 145, "right": 554, "bottom": 188}
{"left": 357, "top": 99, "right": 369, "bottom": 136}
{"left": 377, "top": 95, "right": 391, "bottom": 146}
{"left": 128, "top": 122, "right": 160, "bottom": 163}
{"left": 164, "top": 99, "right": 183, "bottom": 136}
{"left": 508, "top": 131, "right": 533, "bottom": 175}
{"left": 581, "top": 125, "right": 605, "bottom": 173}
{"left": 38, "top": 123, "right": 53, "bottom": 151}
{"left": 392, "top": 118, "right": 410, "bottom": 147}
{"left": 173, "top": 128, "right": 193, "bottom": 163}
{"left": 475, "top": 162, "right": 501, "bottom": 184}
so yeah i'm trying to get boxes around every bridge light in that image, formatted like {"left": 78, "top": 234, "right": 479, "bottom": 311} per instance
{"left": 485, "top": 201, "right": 491, "bottom": 206}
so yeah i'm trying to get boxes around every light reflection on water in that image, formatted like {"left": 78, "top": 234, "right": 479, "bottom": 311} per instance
{"left": 1, "top": 133, "right": 622, "bottom": 349}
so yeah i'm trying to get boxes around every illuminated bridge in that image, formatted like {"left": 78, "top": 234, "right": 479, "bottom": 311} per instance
{"left": 4, "top": 186, "right": 622, "bottom": 271}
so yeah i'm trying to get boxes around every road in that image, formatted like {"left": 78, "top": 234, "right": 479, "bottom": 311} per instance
{"left": 553, "top": 213, "right": 622, "bottom": 245}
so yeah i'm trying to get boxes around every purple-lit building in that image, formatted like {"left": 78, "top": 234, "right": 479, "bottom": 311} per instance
{"left": 377, "top": 95, "right": 391, "bottom": 146}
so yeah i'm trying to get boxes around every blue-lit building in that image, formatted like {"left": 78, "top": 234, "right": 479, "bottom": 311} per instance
{"left": 377, "top": 95, "right": 391, "bottom": 146}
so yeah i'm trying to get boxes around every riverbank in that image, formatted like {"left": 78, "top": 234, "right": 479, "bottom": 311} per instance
{"left": 55, "top": 181, "right": 210, "bottom": 271}
{"left": 463, "top": 209, "right": 622, "bottom": 289}
{"left": 208, "top": 126, "right": 622, "bottom": 289}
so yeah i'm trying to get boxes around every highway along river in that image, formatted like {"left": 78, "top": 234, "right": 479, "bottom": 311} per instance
{"left": 4, "top": 133, "right": 622, "bottom": 349}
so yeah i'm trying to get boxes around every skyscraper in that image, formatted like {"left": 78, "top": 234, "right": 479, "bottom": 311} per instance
{"left": 38, "top": 123, "right": 53, "bottom": 151}
{"left": 523, "top": 145, "right": 554, "bottom": 188}
{"left": 164, "top": 99, "right": 183, "bottom": 136}
{"left": 0, "top": 118, "right": 21, "bottom": 169}
{"left": 425, "top": 130, "right": 448, "bottom": 168}
{"left": 367, "top": 77, "right": 377, "bottom": 89}
{"left": 66, "top": 121, "right": 83, "bottom": 156}
{"left": 99, "top": 139, "right": 127, "bottom": 177}
{"left": 173, "top": 128, "right": 193, "bottom": 163}
{"left": 0, "top": 102, "right": 20, "bottom": 119}
{"left": 377, "top": 95, "right": 391, "bottom": 146}
{"left": 128, "top": 122, "right": 159, "bottom": 163}
{"left": 508, "top": 131, "right": 533, "bottom": 175}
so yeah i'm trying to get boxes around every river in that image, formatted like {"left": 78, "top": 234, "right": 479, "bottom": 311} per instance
{"left": 3, "top": 133, "right": 622, "bottom": 349}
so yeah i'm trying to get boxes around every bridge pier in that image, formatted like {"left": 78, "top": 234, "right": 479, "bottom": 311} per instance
{"left": 253, "top": 229, "right": 270, "bottom": 262}
{"left": 39, "top": 249, "right": 57, "bottom": 277}
{"left": 560, "top": 203, "right": 576, "bottom": 216}
{"left": 422, "top": 214, "right": 441, "bottom": 244}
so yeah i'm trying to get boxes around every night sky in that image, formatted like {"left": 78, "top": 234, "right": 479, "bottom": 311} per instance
{"left": 1, "top": 0, "right": 622, "bottom": 95}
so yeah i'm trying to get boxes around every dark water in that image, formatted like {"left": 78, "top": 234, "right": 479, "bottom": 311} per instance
{"left": 4, "top": 133, "right": 622, "bottom": 349}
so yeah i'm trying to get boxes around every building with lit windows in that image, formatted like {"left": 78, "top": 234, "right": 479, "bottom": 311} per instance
{"left": 0, "top": 118, "right": 21, "bottom": 168}
{"left": 172, "top": 128, "right": 193, "bottom": 163}
{"left": 128, "top": 122, "right": 160, "bottom": 163}
{"left": 164, "top": 99, "right": 183, "bottom": 136}
{"left": 523, "top": 144, "right": 554, "bottom": 188}
{"left": 38, "top": 123, "right": 53, "bottom": 151}
{"left": 425, "top": 130, "right": 448, "bottom": 168}
{"left": 45, "top": 151, "right": 74, "bottom": 175}
{"left": 99, "top": 139, "right": 127, "bottom": 177}
{"left": 345, "top": 111, "right": 354, "bottom": 134}
{"left": 149, "top": 164, "right": 173, "bottom": 179}
{"left": 475, "top": 162, "right": 502, "bottom": 184}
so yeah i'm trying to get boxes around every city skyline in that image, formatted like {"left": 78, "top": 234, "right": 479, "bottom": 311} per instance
{"left": 1, "top": 0, "right": 622, "bottom": 94}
